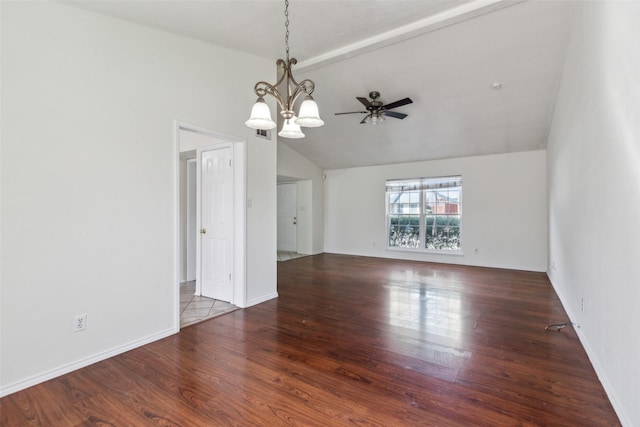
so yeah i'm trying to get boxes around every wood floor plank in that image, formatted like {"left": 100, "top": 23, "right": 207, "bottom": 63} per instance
{"left": 1, "top": 254, "right": 620, "bottom": 426}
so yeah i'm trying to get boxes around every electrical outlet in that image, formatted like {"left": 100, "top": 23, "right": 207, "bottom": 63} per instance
{"left": 73, "top": 314, "right": 87, "bottom": 332}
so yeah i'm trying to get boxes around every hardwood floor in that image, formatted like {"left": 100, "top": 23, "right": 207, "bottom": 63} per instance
{"left": 1, "top": 254, "right": 619, "bottom": 426}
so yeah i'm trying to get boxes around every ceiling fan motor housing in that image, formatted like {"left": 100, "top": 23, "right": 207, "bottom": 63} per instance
{"left": 368, "top": 91, "right": 383, "bottom": 111}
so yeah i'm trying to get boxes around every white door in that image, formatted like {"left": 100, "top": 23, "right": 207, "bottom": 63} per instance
{"left": 277, "top": 183, "right": 297, "bottom": 252}
{"left": 200, "top": 147, "right": 233, "bottom": 302}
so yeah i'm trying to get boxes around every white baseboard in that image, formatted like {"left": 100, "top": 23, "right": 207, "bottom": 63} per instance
{"left": 244, "top": 292, "right": 278, "bottom": 308}
{"left": 323, "top": 250, "right": 546, "bottom": 272}
{"left": 547, "top": 273, "right": 630, "bottom": 426}
{"left": 0, "top": 327, "right": 178, "bottom": 398}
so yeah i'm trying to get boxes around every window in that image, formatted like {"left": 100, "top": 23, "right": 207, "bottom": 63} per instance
{"left": 386, "top": 176, "right": 462, "bottom": 252}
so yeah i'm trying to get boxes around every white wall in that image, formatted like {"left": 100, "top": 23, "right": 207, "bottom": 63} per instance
{"left": 0, "top": 1, "right": 276, "bottom": 395}
{"left": 546, "top": 2, "right": 640, "bottom": 425}
{"left": 324, "top": 150, "right": 547, "bottom": 272}
{"left": 277, "top": 141, "right": 325, "bottom": 254}
{"left": 246, "top": 139, "right": 278, "bottom": 305}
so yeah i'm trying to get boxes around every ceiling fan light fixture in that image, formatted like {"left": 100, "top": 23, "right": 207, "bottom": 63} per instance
{"left": 278, "top": 116, "right": 305, "bottom": 139}
{"left": 295, "top": 95, "right": 324, "bottom": 127}
{"left": 371, "top": 112, "right": 385, "bottom": 125}
{"left": 245, "top": 97, "right": 277, "bottom": 130}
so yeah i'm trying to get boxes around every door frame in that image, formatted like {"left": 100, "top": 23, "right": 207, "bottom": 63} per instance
{"left": 175, "top": 121, "right": 246, "bottom": 329}
{"left": 186, "top": 159, "right": 197, "bottom": 282}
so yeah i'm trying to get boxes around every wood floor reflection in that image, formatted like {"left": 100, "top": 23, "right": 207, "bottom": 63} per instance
{"left": 1, "top": 254, "right": 620, "bottom": 426}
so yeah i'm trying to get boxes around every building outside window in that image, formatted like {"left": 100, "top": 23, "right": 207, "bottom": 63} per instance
{"left": 386, "top": 176, "right": 462, "bottom": 252}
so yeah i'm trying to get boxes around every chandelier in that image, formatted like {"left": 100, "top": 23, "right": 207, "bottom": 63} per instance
{"left": 245, "top": 0, "right": 324, "bottom": 139}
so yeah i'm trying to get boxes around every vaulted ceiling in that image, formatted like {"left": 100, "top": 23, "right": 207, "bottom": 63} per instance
{"left": 60, "top": 0, "right": 576, "bottom": 170}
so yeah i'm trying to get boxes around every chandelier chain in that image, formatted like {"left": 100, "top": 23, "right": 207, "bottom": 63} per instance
{"left": 284, "top": 0, "right": 290, "bottom": 62}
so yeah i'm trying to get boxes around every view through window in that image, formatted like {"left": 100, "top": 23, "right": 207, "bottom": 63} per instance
{"left": 386, "top": 176, "right": 462, "bottom": 252}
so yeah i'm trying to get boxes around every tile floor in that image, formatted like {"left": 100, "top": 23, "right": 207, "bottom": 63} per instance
{"left": 277, "top": 251, "right": 308, "bottom": 261}
{"left": 180, "top": 251, "right": 305, "bottom": 327}
{"left": 180, "top": 281, "right": 238, "bottom": 328}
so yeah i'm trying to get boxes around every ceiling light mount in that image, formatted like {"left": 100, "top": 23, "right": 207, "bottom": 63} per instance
{"left": 246, "top": 0, "right": 324, "bottom": 137}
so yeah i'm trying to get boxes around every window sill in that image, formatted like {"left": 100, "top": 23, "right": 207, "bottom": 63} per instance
{"left": 386, "top": 247, "right": 464, "bottom": 256}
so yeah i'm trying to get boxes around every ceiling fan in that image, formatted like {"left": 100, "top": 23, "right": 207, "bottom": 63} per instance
{"left": 335, "top": 91, "right": 413, "bottom": 124}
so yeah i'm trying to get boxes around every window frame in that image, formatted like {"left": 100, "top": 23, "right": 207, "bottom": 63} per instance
{"left": 385, "top": 176, "right": 463, "bottom": 254}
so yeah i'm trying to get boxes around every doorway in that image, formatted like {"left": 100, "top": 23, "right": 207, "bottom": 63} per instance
{"left": 177, "top": 123, "right": 246, "bottom": 328}
{"left": 276, "top": 177, "right": 313, "bottom": 261}
{"left": 277, "top": 182, "right": 297, "bottom": 253}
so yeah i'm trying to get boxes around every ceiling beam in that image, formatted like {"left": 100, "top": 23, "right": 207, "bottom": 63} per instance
{"left": 296, "top": 0, "right": 524, "bottom": 73}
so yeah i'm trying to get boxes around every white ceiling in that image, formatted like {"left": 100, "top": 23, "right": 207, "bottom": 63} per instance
{"left": 59, "top": 0, "right": 576, "bottom": 170}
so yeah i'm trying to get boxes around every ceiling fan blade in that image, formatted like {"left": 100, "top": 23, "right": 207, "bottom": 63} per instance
{"left": 360, "top": 116, "right": 369, "bottom": 124}
{"left": 334, "top": 111, "right": 368, "bottom": 115}
{"left": 383, "top": 97, "right": 413, "bottom": 110}
{"left": 383, "top": 111, "right": 408, "bottom": 120}
{"left": 357, "top": 97, "right": 372, "bottom": 108}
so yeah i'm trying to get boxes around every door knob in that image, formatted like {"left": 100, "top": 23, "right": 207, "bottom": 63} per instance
{"left": 200, "top": 228, "right": 207, "bottom": 234}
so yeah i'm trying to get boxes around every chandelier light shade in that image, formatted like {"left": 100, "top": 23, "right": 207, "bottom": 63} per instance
{"left": 245, "top": 97, "right": 277, "bottom": 130}
{"left": 278, "top": 116, "right": 305, "bottom": 139}
{"left": 246, "top": 0, "right": 324, "bottom": 138}
{"left": 296, "top": 95, "right": 324, "bottom": 127}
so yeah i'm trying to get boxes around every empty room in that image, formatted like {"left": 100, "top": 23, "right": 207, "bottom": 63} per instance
{"left": 1, "top": 0, "right": 638, "bottom": 425}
